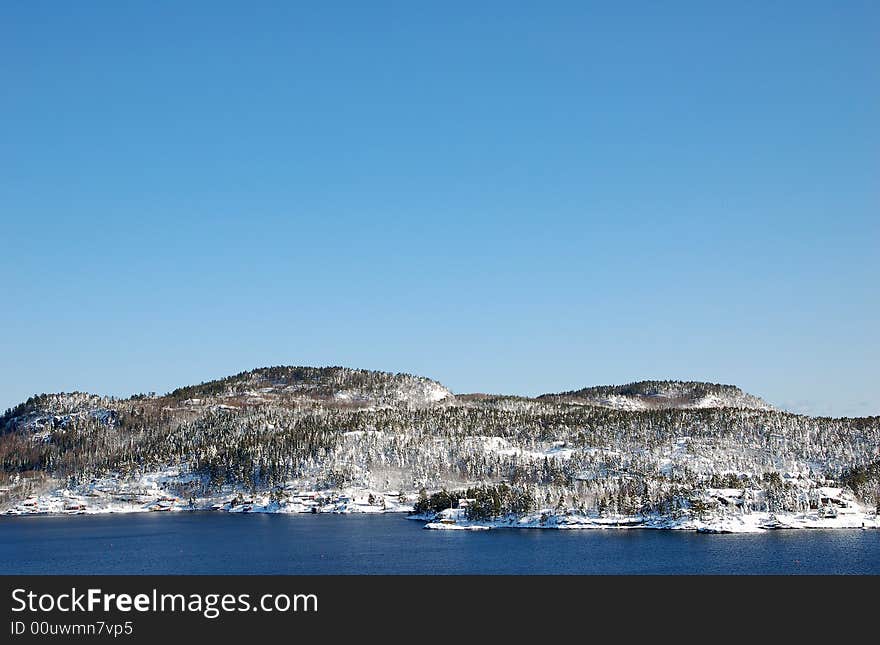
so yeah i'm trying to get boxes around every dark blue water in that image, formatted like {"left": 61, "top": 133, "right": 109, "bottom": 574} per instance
{"left": 1, "top": 513, "right": 878, "bottom": 574}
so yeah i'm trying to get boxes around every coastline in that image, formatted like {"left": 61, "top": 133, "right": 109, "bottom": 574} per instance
{"left": 5, "top": 468, "right": 877, "bottom": 534}
{"left": 421, "top": 507, "right": 880, "bottom": 533}
{"left": 4, "top": 494, "right": 878, "bottom": 534}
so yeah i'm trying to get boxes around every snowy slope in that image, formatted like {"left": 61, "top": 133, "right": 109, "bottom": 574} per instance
{"left": 539, "top": 380, "right": 775, "bottom": 411}
{"left": 4, "top": 367, "right": 878, "bottom": 534}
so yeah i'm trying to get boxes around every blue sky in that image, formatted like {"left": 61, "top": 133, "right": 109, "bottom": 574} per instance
{"left": 2, "top": 2, "right": 877, "bottom": 416}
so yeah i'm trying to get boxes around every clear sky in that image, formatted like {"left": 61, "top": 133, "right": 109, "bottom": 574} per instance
{"left": 2, "top": 2, "right": 878, "bottom": 416}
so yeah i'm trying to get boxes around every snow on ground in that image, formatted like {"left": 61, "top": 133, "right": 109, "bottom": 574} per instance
{"left": 6, "top": 472, "right": 878, "bottom": 535}
{"left": 424, "top": 508, "right": 492, "bottom": 530}
{"left": 334, "top": 391, "right": 372, "bottom": 404}
{"left": 562, "top": 389, "right": 775, "bottom": 412}
{"left": 422, "top": 506, "right": 880, "bottom": 533}
{"left": 691, "top": 392, "right": 776, "bottom": 411}
{"left": 1, "top": 468, "right": 415, "bottom": 517}
{"left": 595, "top": 395, "right": 650, "bottom": 411}
{"left": 389, "top": 379, "right": 451, "bottom": 406}
{"left": 417, "top": 483, "right": 878, "bottom": 533}
{"left": 341, "top": 430, "right": 385, "bottom": 439}
{"left": 474, "top": 437, "right": 575, "bottom": 461}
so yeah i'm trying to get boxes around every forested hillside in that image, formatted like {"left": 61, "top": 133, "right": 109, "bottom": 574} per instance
{"left": 2, "top": 366, "right": 878, "bottom": 528}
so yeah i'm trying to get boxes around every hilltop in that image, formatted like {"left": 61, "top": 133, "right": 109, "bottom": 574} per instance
{"left": 539, "top": 380, "right": 775, "bottom": 411}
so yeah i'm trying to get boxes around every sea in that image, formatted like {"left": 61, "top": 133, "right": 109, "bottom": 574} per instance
{"left": 2, "top": 512, "right": 878, "bottom": 574}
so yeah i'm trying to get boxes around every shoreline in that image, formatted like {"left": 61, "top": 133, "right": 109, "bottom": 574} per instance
{"left": 417, "top": 506, "right": 880, "bottom": 533}
{"left": 5, "top": 471, "right": 876, "bottom": 534}
{"left": 4, "top": 504, "right": 878, "bottom": 534}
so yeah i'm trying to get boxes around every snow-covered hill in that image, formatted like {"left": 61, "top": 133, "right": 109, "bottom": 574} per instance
{"left": 539, "top": 380, "right": 775, "bottom": 411}
{"left": 2, "top": 367, "right": 877, "bottom": 534}
{"left": 1, "top": 392, "right": 118, "bottom": 436}
{"left": 163, "top": 365, "right": 453, "bottom": 409}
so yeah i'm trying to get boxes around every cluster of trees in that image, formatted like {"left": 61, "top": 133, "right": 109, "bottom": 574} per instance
{"left": 1, "top": 392, "right": 113, "bottom": 432}
{"left": 542, "top": 380, "right": 749, "bottom": 400}
{"left": 842, "top": 460, "right": 880, "bottom": 510}
{"left": 165, "top": 365, "right": 446, "bottom": 403}
{"left": 413, "top": 484, "right": 535, "bottom": 520}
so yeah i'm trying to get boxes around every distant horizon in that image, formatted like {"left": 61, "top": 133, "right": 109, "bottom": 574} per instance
{"left": 3, "top": 3, "right": 877, "bottom": 419}
{"left": 3, "top": 361, "right": 876, "bottom": 419}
